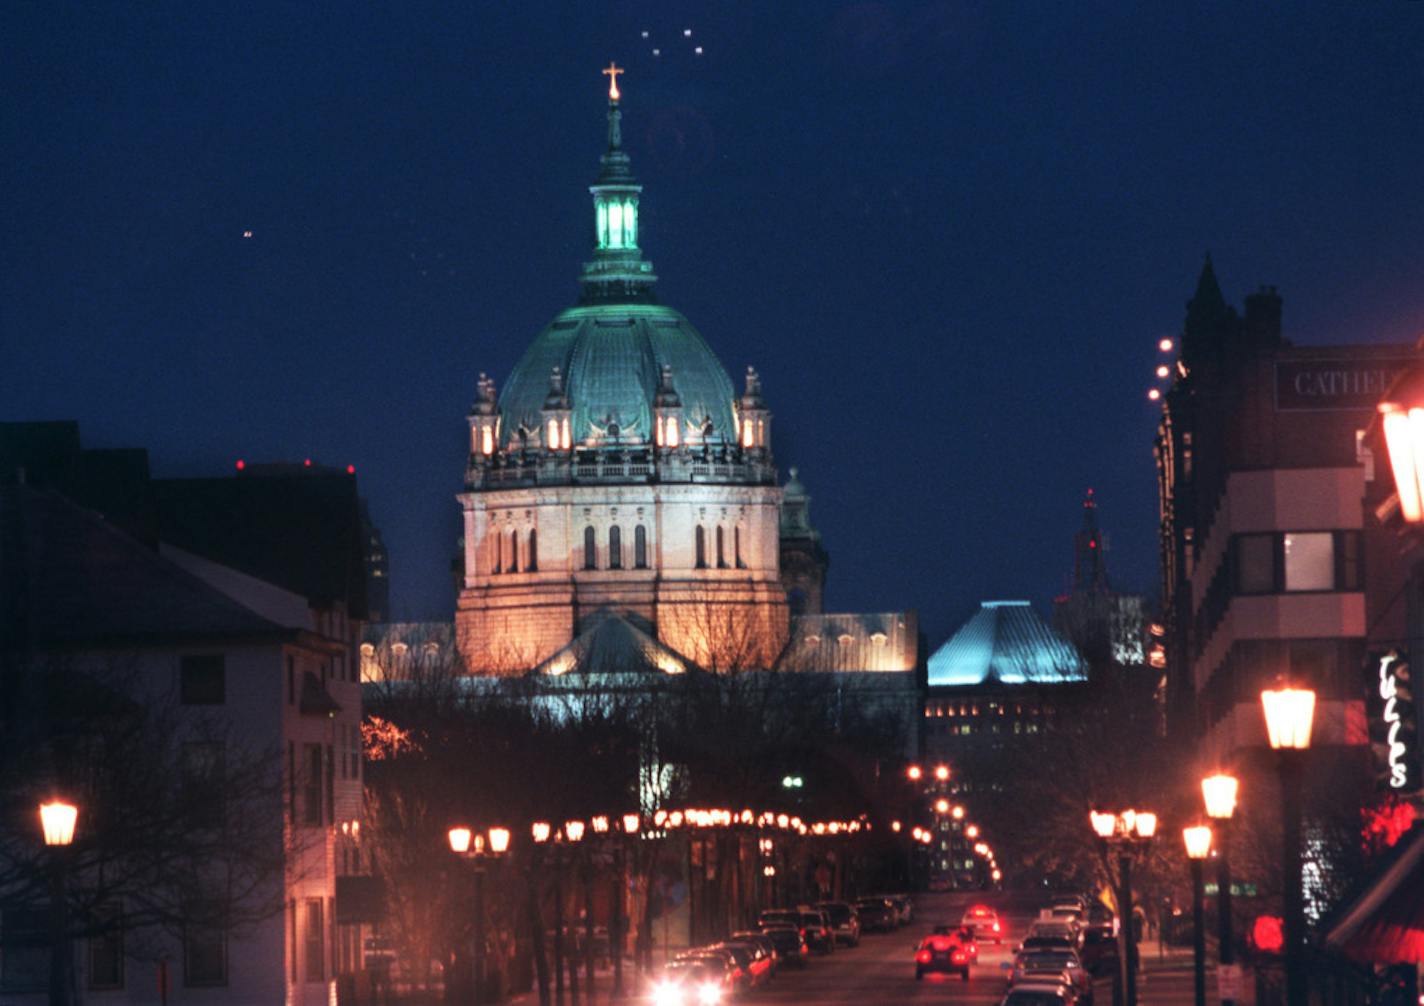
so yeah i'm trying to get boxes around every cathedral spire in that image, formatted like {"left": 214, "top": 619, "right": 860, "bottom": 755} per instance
{"left": 1072, "top": 488, "right": 1110, "bottom": 594}
{"left": 582, "top": 64, "right": 656, "bottom": 303}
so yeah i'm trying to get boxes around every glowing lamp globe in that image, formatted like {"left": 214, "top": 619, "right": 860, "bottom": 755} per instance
{"left": 966, "top": 824, "right": 980, "bottom": 839}
{"left": 907, "top": 765, "right": 923, "bottom": 781}
{"left": 1090, "top": 811, "right": 1117, "bottom": 839}
{"left": 1134, "top": 812, "right": 1158, "bottom": 839}
{"left": 592, "top": 815, "right": 610, "bottom": 834}
{"left": 448, "top": 827, "right": 473, "bottom": 854}
{"left": 1261, "top": 688, "right": 1316, "bottom": 750}
{"left": 564, "top": 820, "right": 585, "bottom": 843}
{"left": 1201, "top": 774, "right": 1239, "bottom": 820}
{"left": 1183, "top": 825, "right": 1212, "bottom": 860}
{"left": 934, "top": 798, "right": 950, "bottom": 814}
{"left": 952, "top": 805, "right": 965, "bottom": 820}
{"left": 1379, "top": 401, "right": 1424, "bottom": 523}
{"left": 934, "top": 764, "right": 950, "bottom": 781}
{"left": 39, "top": 801, "right": 78, "bottom": 847}
{"left": 489, "top": 827, "right": 511, "bottom": 854}
{"left": 623, "top": 813, "right": 641, "bottom": 834}
{"left": 532, "top": 821, "right": 552, "bottom": 844}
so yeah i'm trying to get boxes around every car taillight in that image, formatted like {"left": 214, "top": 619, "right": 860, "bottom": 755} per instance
{"left": 952, "top": 951, "right": 967, "bottom": 964}
{"left": 916, "top": 950, "right": 931, "bottom": 964}
{"left": 799, "top": 928, "right": 806, "bottom": 939}
{"left": 993, "top": 922, "right": 1001, "bottom": 932}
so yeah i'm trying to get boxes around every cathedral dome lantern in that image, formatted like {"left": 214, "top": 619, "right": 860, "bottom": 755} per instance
{"left": 737, "top": 366, "right": 772, "bottom": 454}
{"left": 468, "top": 373, "right": 500, "bottom": 459}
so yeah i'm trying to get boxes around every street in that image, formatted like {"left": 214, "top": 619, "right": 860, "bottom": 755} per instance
{"left": 708, "top": 891, "right": 1214, "bottom": 1006}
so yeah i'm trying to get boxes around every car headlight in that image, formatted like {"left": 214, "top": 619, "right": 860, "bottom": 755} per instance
{"left": 653, "top": 981, "right": 683, "bottom": 1006}
{"left": 696, "top": 981, "right": 722, "bottom": 1005}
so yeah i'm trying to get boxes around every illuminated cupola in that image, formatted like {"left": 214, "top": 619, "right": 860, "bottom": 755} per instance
{"left": 581, "top": 62, "right": 656, "bottom": 305}
{"left": 468, "top": 373, "right": 500, "bottom": 460}
{"left": 541, "top": 366, "right": 572, "bottom": 452}
{"left": 737, "top": 367, "right": 771, "bottom": 455}
{"left": 653, "top": 364, "right": 684, "bottom": 451}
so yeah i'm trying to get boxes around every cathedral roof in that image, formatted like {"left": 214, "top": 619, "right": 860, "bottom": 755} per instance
{"left": 532, "top": 610, "right": 699, "bottom": 678}
{"left": 498, "top": 304, "right": 738, "bottom": 450}
{"left": 927, "top": 601, "right": 1086, "bottom": 687}
{"left": 490, "top": 74, "right": 743, "bottom": 454}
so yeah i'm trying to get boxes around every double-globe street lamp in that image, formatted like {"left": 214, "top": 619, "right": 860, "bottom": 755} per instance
{"left": 39, "top": 800, "right": 79, "bottom": 1006}
{"left": 1090, "top": 808, "right": 1158, "bottom": 1006}
{"left": 1260, "top": 686, "right": 1316, "bottom": 1006}
{"left": 1182, "top": 825, "right": 1213, "bottom": 1006}
{"left": 448, "top": 825, "right": 512, "bottom": 1005}
{"left": 1201, "top": 772, "right": 1240, "bottom": 1006}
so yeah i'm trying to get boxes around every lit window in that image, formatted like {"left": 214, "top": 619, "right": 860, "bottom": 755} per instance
{"left": 1284, "top": 532, "right": 1334, "bottom": 592}
{"left": 547, "top": 418, "right": 559, "bottom": 448}
{"left": 597, "top": 203, "right": 608, "bottom": 247}
{"left": 481, "top": 426, "right": 494, "bottom": 456}
{"left": 609, "top": 202, "right": 624, "bottom": 248}
{"left": 624, "top": 200, "right": 637, "bottom": 245}
{"left": 742, "top": 420, "right": 754, "bottom": 448}
{"left": 666, "top": 417, "right": 679, "bottom": 447}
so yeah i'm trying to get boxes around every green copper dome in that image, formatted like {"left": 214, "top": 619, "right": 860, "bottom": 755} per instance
{"left": 499, "top": 303, "right": 738, "bottom": 448}
{"left": 495, "top": 87, "right": 739, "bottom": 450}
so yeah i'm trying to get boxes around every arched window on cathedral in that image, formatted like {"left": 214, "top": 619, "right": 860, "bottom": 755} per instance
{"left": 584, "top": 526, "right": 597, "bottom": 570}
{"left": 716, "top": 526, "right": 728, "bottom": 568}
{"left": 507, "top": 530, "right": 519, "bottom": 573}
{"left": 735, "top": 526, "right": 745, "bottom": 568}
{"left": 695, "top": 526, "right": 707, "bottom": 569}
{"left": 493, "top": 531, "right": 503, "bottom": 574}
{"left": 609, "top": 526, "right": 622, "bottom": 570}
{"left": 527, "top": 528, "right": 538, "bottom": 572}
{"left": 634, "top": 525, "right": 648, "bottom": 569}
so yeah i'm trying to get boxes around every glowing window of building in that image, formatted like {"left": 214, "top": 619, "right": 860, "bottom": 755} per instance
{"left": 608, "top": 202, "right": 624, "bottom": 248}
{"left": 624, "top": 200, "right": 637, "bottom": 246}
{"left": 597, "top": 203, "right": 608, "bottom": 247}
{"left": 561, "top": 418, "right": 571, "bottom": 448}
{"left": 481, "top": 426, "right": 494, "bottom": 455}
{"left": 547, "top": 418, "right": 559, "bottom": 448}
{"left": 742, "top": 420, "right": 755, "bottom": 448}
{"left": 666, "top": 416, "right": 679, "bottom": 447}
{"left": 1284, "top": 532, "right": 1334, "bottom": 592}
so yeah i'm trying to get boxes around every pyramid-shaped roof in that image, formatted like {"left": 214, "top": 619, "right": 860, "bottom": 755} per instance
{"left": 927, "top": 601, "right": 1086, "bottom": 687}
{"left": 531, "top": 610, "right": 698, "bottom": 678}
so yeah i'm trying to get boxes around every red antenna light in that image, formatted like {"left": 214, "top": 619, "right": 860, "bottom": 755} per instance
{"left": 303, "top": 458, "right": 312, "bottom": 467}
{"left": 235, "top": 459, "right": 246, "bottom": 471}
{"left": 346, "top": 464, "right": 355, "bottom": 475}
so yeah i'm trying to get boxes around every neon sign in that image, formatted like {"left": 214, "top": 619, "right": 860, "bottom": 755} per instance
{"left": 1369, "top": 650, "right": 1418, "bottom": 793}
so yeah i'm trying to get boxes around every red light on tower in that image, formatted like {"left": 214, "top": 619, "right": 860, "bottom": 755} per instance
{"left": 235, "top": 459, "right": 246, "bottom": 471}
{"left": 346, "top": 464, "right": 356, "bottom": 475}
{"left": 304, "top": 458, "right": 312, "bottom": 467}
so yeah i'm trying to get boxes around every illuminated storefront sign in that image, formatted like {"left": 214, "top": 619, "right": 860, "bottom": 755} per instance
{"left": 1367, "top": 650, "right": 1419, "bottom": 793}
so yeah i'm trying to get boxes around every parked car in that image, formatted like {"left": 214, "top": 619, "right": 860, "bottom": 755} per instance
{"left": 728, "top": 930, "right": 780, "bottom": 974}
{"left": 799, "top": 908, "right": 836, "bottom": 953}
{"left": 854, "top": 896, "right": 897, "bottom": 932}
{"left": 756, "top": 924, "right": 809, "bottom": 967}
{"left": 915, "top": 924, "right": 974, "bottom": 981}
{"left": 1079, "top": 927, "right": 1119, "bottom": 976}
{"left": 887, "top": 893, "right": 915, "bottom": 925}
{"left": 999, "top": 981, "right": 1082, "bottom": 1005}
{"left": 1009, "top": 950, "right": 1092, "bottom": 1002}
{"left": 708, "top": 941, "right": 773, "bottom": 990}
{"left": 815, "top": 900, "right": 862, "bottom": 947}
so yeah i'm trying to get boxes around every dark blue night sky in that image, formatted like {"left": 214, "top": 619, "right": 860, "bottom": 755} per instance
{"left": 6, "top": 3, "right": 1423, "bottom": 644}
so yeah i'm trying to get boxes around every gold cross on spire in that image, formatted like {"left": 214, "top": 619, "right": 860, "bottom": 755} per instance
{"left": 602, "top": 61, "right": 624, "bottom": 101}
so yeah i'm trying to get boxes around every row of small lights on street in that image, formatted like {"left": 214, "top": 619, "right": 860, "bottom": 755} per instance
{"left": 448, "top": 808, "right": 877, "bottom": 853}
{"left": 903, "top": 762, "right": 1002, "bottom": 883}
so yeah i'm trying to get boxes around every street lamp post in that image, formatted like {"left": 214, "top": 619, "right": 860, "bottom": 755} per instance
{"left": 612, "top": 813, "right": 639, "bottom": 999}
{"left": 449, "top": 825, "right": 511, "bottom": 1006}
{"left": 1261, "top": 686, "right": 1316, "bottom": 1006}
{"left": 1183, "top": 825, "right": 1213, "bottom": 1006}
{"left": 1201, "top": 773, "right": 1240, "bottom": 1005}
{"left": 39, "top": 801, "right": 78, "bottom": 1006}
{"left": 1091, "top": 808, "right": 1157, "bottom": 1006}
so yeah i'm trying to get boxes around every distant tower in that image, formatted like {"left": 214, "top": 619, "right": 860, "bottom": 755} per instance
{"left": 779, "top": 468, "right": 829, "bottom": 616}
{"left": 1054, "top": 489, "right": 1146, "bottom": 672}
